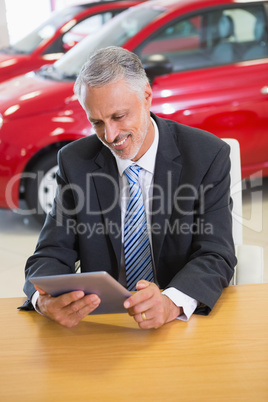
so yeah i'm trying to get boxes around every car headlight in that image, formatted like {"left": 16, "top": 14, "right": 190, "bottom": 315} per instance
{"left": 0, "top": 113, "right": 3, "bottom": 130}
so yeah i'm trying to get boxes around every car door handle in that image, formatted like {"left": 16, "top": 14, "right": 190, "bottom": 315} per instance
{"left": 261, "top": 86, "right": 268, "bottom": 94}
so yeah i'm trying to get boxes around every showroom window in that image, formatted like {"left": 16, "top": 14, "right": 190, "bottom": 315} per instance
{"left": 137, "top": 4, "right": 268, "bottom": 72}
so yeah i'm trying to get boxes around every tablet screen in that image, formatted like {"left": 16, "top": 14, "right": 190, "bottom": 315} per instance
{"left": 30, "top": 271, "right": 131, "bottom": 314}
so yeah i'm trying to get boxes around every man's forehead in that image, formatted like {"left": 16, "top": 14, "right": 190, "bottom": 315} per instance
{"left": 88, "top": 107, "right": 129, "bottom": 121}
{"left": 82, "top": 80, "right": 140, "bottom": 118}
{"left": 82, "top": 78, "right": 127, "bottom": 93}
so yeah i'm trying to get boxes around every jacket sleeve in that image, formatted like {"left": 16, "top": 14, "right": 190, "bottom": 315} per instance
{"left": 165, "top": 142, "right": 237, "bottom": 314}
{"left": 21, "top": 149, "right": 80, "bottom": 308}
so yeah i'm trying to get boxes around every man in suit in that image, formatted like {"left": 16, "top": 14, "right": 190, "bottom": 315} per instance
{"left": 22, "top": 46, "right": 236, "bottom": 328}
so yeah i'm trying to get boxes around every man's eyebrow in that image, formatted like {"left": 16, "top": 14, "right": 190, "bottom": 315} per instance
{"left": 111, "top": 110, "right": 128, "bottom": 117}
{"left": 89, "top": 110, "right": 128, "bottom": 121}
{"left": 88, "top": 116, "right": 100, "bottom": 123}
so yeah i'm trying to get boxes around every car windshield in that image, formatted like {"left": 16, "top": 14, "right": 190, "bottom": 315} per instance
{"left": 51, "top": 5, "right": 165, "bottom": 79}
{"left": 2, "top": 6, "right": 84, "bottom": 54}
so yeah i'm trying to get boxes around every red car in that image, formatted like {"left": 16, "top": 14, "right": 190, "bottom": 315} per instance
{"left": 0, "top": 0, "right": 267, "bottom": 222}
{"left": 0, "top": 1, "right": 143, "bottom": 83}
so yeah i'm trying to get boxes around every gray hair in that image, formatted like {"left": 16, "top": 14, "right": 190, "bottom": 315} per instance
{"left": 74, "top": 46, "right": 149, "bottom": 102}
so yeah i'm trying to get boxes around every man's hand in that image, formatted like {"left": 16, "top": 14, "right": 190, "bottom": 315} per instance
{"left": 35, "top": 286, "right": 101, "bottom": 328}
{"left": 123, "top": 280, "right": 182, "bottom": 329}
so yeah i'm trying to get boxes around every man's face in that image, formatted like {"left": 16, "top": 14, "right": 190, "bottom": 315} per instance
{"left": 80, "top": 78, "right": 154, "bottom": 161}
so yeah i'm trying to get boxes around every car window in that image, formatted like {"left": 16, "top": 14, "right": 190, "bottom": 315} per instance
{"left": 95, "top": 7, "right": 165, "bottom": 48}
{"left": 63, "top": 11, "right": 115, "bottom": 44}
{"left": 141, "top": 17, "right": 200, "bottom": 55}
{"left": 43, "top": 10, "right": 122, "bottom": 57}
{"left": 136, "top": 4, "right": 268, "bottom": 73}
{"left": 62, "top": 11, "right": 121, "bottom": 52}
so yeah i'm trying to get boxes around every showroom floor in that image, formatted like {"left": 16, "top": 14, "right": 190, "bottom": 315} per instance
{"left": 0, "top": 178, "right": 267, "bottom": 298}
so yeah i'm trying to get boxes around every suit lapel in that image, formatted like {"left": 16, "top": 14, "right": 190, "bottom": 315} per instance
{"left": 151, "top": 115, "right": 183, "bottom": 268}
{"left": 91, "top": 147, "right": 122, "bottom": 270}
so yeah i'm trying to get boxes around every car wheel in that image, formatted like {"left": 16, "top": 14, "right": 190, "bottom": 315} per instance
{"left": 25, "top": 150, "right": 59, "bottom": 224}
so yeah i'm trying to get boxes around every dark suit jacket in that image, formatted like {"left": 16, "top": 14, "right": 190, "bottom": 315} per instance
{"left": 22, "top": 113, "right": 236, "bottom": 314}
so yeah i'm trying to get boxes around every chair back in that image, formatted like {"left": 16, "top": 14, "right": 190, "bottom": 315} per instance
{"left": 222, "top": 138, "right": 243, "bottom": 245}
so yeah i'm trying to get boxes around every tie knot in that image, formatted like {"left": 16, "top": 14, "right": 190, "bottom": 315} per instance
{"left": 124, "top": 165, "right": 141, "bottom": 185}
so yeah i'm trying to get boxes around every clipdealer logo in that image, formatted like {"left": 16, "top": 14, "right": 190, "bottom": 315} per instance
{"left": 4, "top": 170, "right": 264, "bottom": 234}
{"left": 65, "top": 217, "right": 213, "bottom": 240}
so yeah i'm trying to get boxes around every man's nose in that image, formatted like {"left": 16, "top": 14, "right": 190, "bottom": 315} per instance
{"left": 104, "top": 122, "right": 118, "bottom": 143}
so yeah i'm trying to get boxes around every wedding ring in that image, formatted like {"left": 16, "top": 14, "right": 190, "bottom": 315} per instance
{"left": 141, "top": 312, "right": 146, "bottom": 321}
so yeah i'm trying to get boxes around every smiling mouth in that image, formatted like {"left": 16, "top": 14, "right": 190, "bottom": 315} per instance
{"left": 112, "top": 135, "right": 130, "bottom": 149}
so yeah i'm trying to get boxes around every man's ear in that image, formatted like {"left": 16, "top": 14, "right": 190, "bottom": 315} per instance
{"left": 144, "top": 82, "right": 153, "bottom": 109}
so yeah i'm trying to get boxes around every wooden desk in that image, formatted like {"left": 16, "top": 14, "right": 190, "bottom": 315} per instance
{"left": 0, "top": 284, "right": 267, "bottom": 401}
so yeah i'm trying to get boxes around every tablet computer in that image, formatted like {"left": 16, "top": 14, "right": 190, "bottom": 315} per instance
{"left": 30, "top": 271, "right": 131, "bottom": 314}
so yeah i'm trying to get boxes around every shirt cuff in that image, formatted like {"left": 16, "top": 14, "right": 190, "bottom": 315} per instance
{"left": 31, "top": 290, "right": 43, "bottom": 315}
{"left": 162, "top": 287, "right": 198, "bottom": 321}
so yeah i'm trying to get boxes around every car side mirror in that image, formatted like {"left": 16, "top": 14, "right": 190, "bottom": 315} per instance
{"left": 142, "top": 54, "right": 173, "bottom": 83}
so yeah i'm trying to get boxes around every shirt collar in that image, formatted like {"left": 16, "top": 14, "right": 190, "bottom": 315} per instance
{"left": 115, "top": 117, "right": 159, "bottom": 177}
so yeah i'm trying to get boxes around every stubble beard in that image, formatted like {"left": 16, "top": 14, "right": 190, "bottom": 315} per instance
{"left": 101, "top": 109, "right": 151, "bottom": 161}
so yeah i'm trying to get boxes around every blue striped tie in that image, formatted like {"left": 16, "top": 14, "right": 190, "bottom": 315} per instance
{"left": 124, "top": 165, "right": 154, "bottom": 291}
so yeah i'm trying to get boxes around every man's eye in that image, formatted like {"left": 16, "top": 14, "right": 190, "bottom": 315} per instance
{"left": 91, "top": 121, "right": 101, "bottom": 126}
{"left": 114, "top": 115, "right": 124, "bottom": 120}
